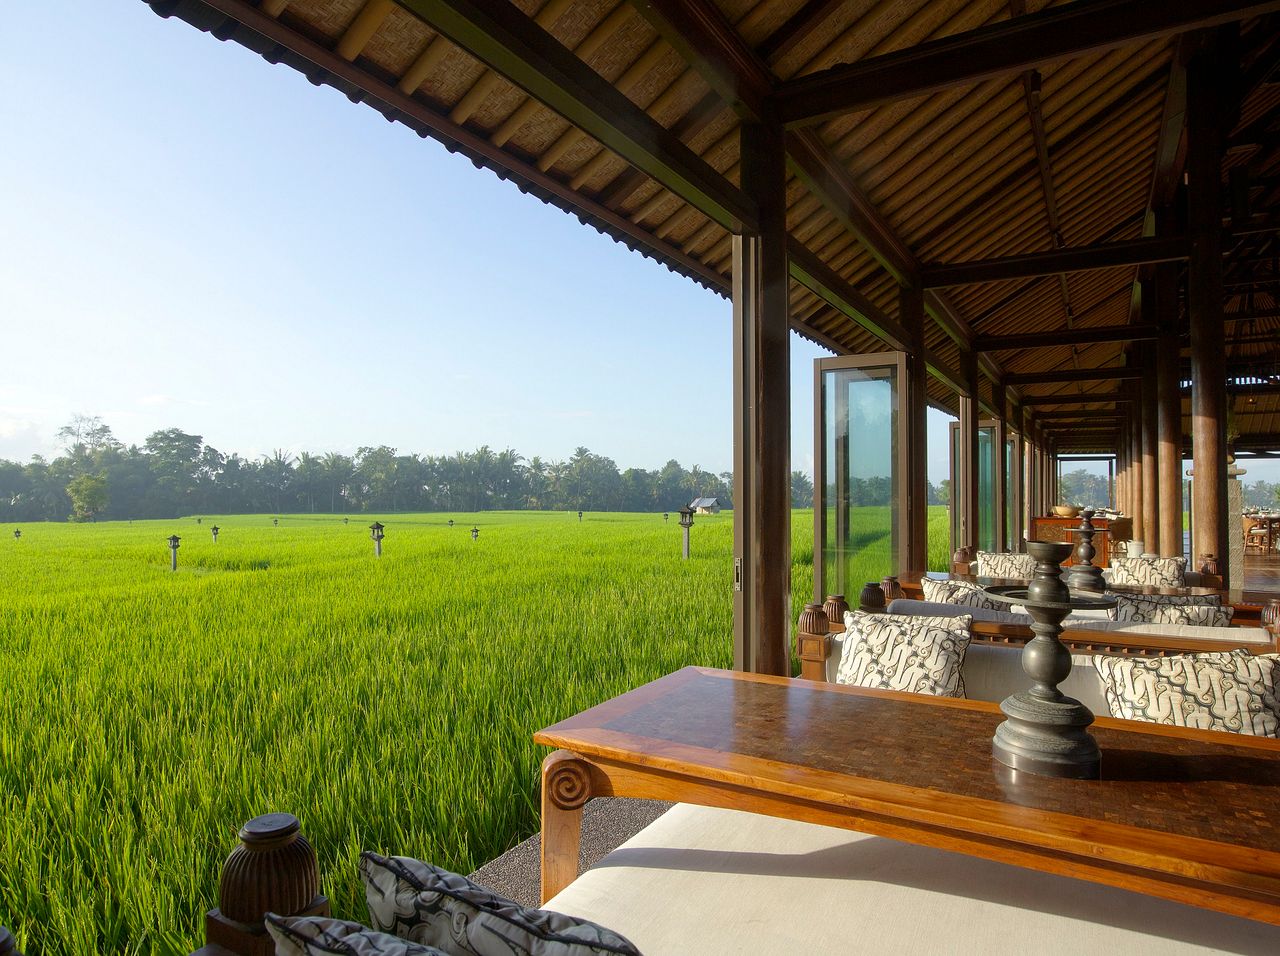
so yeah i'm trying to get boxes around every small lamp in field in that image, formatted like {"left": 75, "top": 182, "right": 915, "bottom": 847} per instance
{"left": 448, "top": 519, "right": 454, "bottom": 528}
{"left": 168, "top": 534, "right": 181, "bottom": 571}
{"left": 273, "top": 517, "right": 279, "bottom": 527}
{"left": 12, "top": 529, "right": 19, "bottom": 541}
{"left": 578, "top": 511, "right": 583, "bottom": 522}
{"left": 663, "top": 512, "right": 669, "bottom": 522}
{"left": 471, "top": 526, "right": 479, "bottom": 541}
{"left": 369, "top": 521, "right": 385, "bottom": 558}
{"left": 196, "top": 517, "right": 202, "bottom": 525}
{"left": 343, "top": 517, "right": 348, "bottom": 525}
{"left": 211, "top": 525, "right": 220, "bottom": 543}
{"left": 678, "top": 506, "right": 694, "bottom": 560}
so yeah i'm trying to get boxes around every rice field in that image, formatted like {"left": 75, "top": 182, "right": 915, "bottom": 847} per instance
{"left": 0, "top": 508, "right": 949, "bottom": 954}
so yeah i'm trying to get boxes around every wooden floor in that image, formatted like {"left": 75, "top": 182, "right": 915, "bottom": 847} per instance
{"left": 1245, "top": 553, "right": 1280, "bottom": 593}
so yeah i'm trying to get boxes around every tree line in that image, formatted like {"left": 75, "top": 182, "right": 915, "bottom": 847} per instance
{"left": 0, "top": 417, "right": 817, "bottom": 522}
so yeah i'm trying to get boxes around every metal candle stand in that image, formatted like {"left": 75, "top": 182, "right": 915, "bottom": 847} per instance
{"left": 985, "top": 540, "right": 1116, "bottom": 780}
{"left": 1066, "top": 508, "right": 1107, "bottom": 593}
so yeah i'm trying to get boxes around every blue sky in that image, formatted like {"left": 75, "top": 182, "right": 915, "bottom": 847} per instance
{"left": 0, "top": 1, "right": 971, "bottom": 486}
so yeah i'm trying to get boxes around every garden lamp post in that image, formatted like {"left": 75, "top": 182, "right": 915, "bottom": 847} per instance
{"left": 678, "top": 506, "right": 694, "bottom": 559}
{"left": 343, "top": 517, "right": 348, "bottom": 525}
{"left": 369, "top": 522, "right": 385, "bottom": 558}
{"left": 12, "top": 530, "right": 19, "bottom": 541}
{"left": 578, "top": 510, "right": 583, "bottom": 522}
{"left": 663, "top": 512, "right": 669, "bottom": 522}
{"left": 471, "top": 526, "right": 479, "bottom": 541}
{"left": 197, "top": 517, "right": 202, "bottom": 525}
{"left": 273, "top": 517, "right": 279, "bottom": 527}
{"left": 211, "top": 525, "right": 220, "bottom": 543}
{"left": 448, "top": 519, "right": 454, "bottom": 528}
{"left": 168, "top": 534, "right": 181, "bottom": 571}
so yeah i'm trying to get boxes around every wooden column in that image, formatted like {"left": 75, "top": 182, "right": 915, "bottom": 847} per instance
{"left": 1187, "top": 38, "right": 1230, "bottom": 585}
{"left": 1141, "top": 344, "right": 1161, "bottom": 555}
{"left": 1013, "top": 403, "right": 1026, "bottom": 550}
{"left": 1155, "top": 243, "right": 1184, "bottom": 557}
{"left": 1116, "top": 430, "right": 1128, "bottom": 520}
{"left": 959, "top": 351, "right": 980, "bottom": 553}
{"left": 732, "top": 120, "right": 790, "bottom": 676}
{"left": 1128, "top": 385, "right": 1145, "bottom": 546}
{"left": 902, "top": 283, "right": 929, "bottom": 571}
{"left": 994, "top": 381, "right": 1009, "bottom": 552}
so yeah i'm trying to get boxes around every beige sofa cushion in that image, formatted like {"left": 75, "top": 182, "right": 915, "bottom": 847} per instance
{"left": 544, "top": 804, "right": 1280, "bottom": 955}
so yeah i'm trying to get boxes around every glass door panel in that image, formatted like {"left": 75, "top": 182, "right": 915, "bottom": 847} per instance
{"left": 977, "top": 424, "right": 996, "bottom": 552}
{"left": 814, "top": 354, "right": 906, "bottom": 604}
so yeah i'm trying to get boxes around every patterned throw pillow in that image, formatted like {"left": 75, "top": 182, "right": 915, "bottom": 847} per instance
{"left": 836, "top": 611, "right": 972, "bottom": 698}
{"left": 1112, "top": 594, "right": 1228, "bottom": 625}
{"left": 975, "top": 551, "right": 1036, "bottom": 580}
{"left": 266, "top": 914, "right": 448, "bottom": 955}
{"left": 920, "top": 577, "right": 1006, "bottom": 611}
{"left": 360, "top": 853, "right": 640, "bottom": 956}
{"left": 1108, "top": 556, "right": 1187, "bottom": 588}
{"left": 1093, "top": 651, "right": 1280, "bottom": 736}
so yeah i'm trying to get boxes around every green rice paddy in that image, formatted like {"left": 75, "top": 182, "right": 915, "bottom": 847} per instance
{"left": 0, "top": 508, "right": 949, "bottom": 954}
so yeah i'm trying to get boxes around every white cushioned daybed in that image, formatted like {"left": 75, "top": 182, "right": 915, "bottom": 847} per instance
{"left": 544, "top": 804, "right": 1280, "bottom": 954}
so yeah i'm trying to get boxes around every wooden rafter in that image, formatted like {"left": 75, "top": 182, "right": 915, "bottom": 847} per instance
{"left": 976, "top": 324, "right": 1161, "bottom": 352}
{"left": 1021, "top": 392, "right": 1130, "bottom": 406}
{"left": 394, "top": 0, "right": 756, "bottom": 231}
{"left": 774, "top": 0, "right": 1280, "bottom": 127}
{"left": 1008, "top": 367, "right": 1142, "bottom": 385}
{"left": 922, "top": 236, "right": 1190, "bottom": 287}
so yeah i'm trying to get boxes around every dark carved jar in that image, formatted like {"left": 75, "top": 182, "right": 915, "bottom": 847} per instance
{"left": 859, "top": 581, "right": 887, "bottom": 613}
{"left": 880, "top": 575, "right": 905, "bottom": 603}
{"left": 219, "top": 813, "right": 320, "bottom": 923}
{"left": 823, "top": 594, "right": 849, "bottom": 626}
{"left": 1199, "top": 553, "right": 1221, "bottom": 578}
{"left": 798, "top": 603, "right": 829, "bottom": 636}
{"left": 1263, "top": 599, "right": 1280, "bottom": 635}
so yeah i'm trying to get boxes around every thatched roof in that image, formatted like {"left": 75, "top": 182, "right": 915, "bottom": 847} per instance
{"left": 140, "top": 0, "right": 1280, "bottom": 453}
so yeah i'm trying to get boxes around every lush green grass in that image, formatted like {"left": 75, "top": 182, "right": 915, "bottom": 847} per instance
{"left": 0, "top": 507, "right": 949, "bottom": 954}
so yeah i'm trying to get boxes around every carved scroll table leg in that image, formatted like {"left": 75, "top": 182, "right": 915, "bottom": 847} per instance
{"left": 540, "top": 749, "right": 592, "bottom": 904}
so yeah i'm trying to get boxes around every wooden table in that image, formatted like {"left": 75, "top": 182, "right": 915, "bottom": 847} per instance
{"left": 535, "top": 667, "right": 1280, "bottom": 924}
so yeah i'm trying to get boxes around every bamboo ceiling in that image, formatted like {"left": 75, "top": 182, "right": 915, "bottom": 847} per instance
{"left": 141, "top": 0, "right": 1280, "bottom": 450}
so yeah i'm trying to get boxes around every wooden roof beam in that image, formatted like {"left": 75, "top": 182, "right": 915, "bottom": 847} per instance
{"left": 787, "top": 240, "right": 910, "bottom": 350}
{"left": 629, "top": 0, "right": 772, "bottom": 122}
{"left": 977, "top": 323, "right": 1161, "bottom": 352}
{"left": 1008, "top": 366, "right": 1141, "bottom": 383}
{"left": 756, "top": 0, "right": 845, "bottom": 63}
{"left": 774, "top": 0, "right": 1280, "bottom": 127}
{"left": 1021, "top": 392, "right": 1131, "bottom": 406}
{"left": 922, "top": 236, "right": 1190, "bottom": 288}
{"left": 395, "top": 0, "right": 756, "bottom": 231}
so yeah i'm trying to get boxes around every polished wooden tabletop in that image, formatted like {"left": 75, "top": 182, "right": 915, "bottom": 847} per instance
{"left": 536, "top": 667, "right": 1280, "bottom": 923}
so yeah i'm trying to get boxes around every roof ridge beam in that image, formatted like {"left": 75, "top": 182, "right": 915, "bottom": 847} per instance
{"left": 394, "top": 0, "right": 756, "bottom": 231}
{"left": 922, "top": 236, "right": 1191, "bottom": 288}
{"left": 774, "top": 0, "right": 1280, "bottom": 127}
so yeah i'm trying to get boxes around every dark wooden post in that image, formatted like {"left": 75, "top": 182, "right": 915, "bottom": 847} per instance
{"left": 196, "top": 813, "right": 329, "bottom": 956}
{"left": 1187, "top": 35, "right": 1231, "bottom": 586}
{"left": 959, "top": 350, "right": 980, "bottom": 554}
{"left": 732, "top": 120, "right": 790, "bottom": 676}
{"left": 994, "top": 380, "right": 1009, "bottom": 552}
{"left": 1141, "top": 343, "right": 1161, "bottom": 555}
{"left": 1128, "top": 385, "right": 1145, "bottom": 547}
{"left": 1013, "top": 402, "right": 1026, "bottom": 549}
{"left": 902, "top": 282, "right": 929, "bottom": 571}
{"left": 1155, "top": 233, "right": 1184, "bottom": 557}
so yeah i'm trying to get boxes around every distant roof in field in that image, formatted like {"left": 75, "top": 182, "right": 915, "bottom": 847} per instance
{"left": 690, "top": 497, "right": 720, "bottom": 508}
{"left": 139, "top": 0, "right": 1280, "bottom": 454}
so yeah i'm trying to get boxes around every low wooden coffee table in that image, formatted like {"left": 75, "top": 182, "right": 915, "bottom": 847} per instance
{"left": 534, "top": 667, "right": 1280, "bottom": 923}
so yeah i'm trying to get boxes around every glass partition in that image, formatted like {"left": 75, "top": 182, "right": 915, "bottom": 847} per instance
{"left": 977, "top": 424, "right": 996, "bottom": 552}
{"left": 814, "top": 354, "right": 906, "bottom": 604}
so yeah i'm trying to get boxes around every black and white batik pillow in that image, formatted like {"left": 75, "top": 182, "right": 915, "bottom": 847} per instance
{"left": 836, "top": 611, "right": 972, "bottom": 698}
{"left": 975, "top": 551, "right": 1036, "bottom": 580}
{"left": 266, "top": 914, "right": 449, "bottom": 956}
{"left": 1108, "top": 556, "right": 1188, "bottom": 588}
{"left": 360, "top": 853, "right": 641, "bottom": 956}
{"left": 1111, "top": 593, "right": 1229, "bottom": 625}
{"left": 1093, "top": 651, "right": 1280, "bottom": 736}
{"left": 920, "top": 577, "right": 1006, "bottom": 611}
